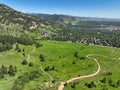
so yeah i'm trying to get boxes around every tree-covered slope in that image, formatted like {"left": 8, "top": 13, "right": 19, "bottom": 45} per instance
{"left": 1, "top": 3, "right": 120, "bottom": 48}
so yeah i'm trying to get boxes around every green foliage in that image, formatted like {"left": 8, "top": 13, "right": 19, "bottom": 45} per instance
{"left": 85, "top": 81, "right": 96, "bottom": 88}
{"left": 102, "top": 88, "right": 108, "bottom": 90}
{"left": 72, "top": 61, "right": 76, "bottom": 64}
{"left": 28, "top": 62, "right": 34, "bottom": 67}
{"left": 8, "top": 65, "right": 16, "bottom": 76}
{"left": 71, "top": 82, "right": 76, "bottom": 89}
{"left": 0, "top": 64, "right": 17, "bottom": 79}
{"left": 44, "top": 66, "right": 50, "bottom": 71}
{"left": 21, "top": 60, "right": 28, "bottom": 65}
{"left": 35, "top": 42, "right": 43, "bottom": 48}
{"left": 73, "top": 51, "right": 79, "bottom": 57}
{"left": 39, "top": 54, "right": 45, "bottom": 62}
{"left": 0, "top": 72, "right": 4, "bottom": 79}
{"left": 0, "top": 35, "right": 34, "bottom": 52}
{"left": 100, "top": 77, "right": 107, "bottom": 83}
{"left": 28, "top": 70, "right": 40, "bottom": 80}
{"left": 0, "top": 41, "right": 120, "bottom": 90}
{"left": 116, "top": 80, "right": 120, "bottom": 87}
{"left": 0, "top": 42, "right": 12, "bottom": 52}
{"left": 15, "top": 44, "right": 19, "bottom": 51}
{"left": 49, "top": 28, "right": 120, "bottom": 48}
{"left": 44, "top": 65, "right": 55, "bottom": 72}
{"left": 0, "top": 65, "right": 7, "bottom": 74}
{"left": 108, "top": 79, "right": 113, "bottom": 86}
{"left": 0, "top": 65, "right": 7, "bottom": 79}
{"left": 12, "top": 70, "right": 41, "bottom": 90}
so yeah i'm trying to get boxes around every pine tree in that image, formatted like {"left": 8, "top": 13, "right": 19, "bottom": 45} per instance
{"left": 1, "top": 65, "right": 7, "bottom": 74}
{"left": 116, "top": 80, "right": 120, "bottom": 87}
{"left": 21, "top": 59, "right": 28, "bottom": 65}
{"left": 100, "top": 77, "right": 107, "bottom": 83}
{"left": 8, "top": 65, "right": 16, "bottom": 76}
{"left": 39, "top": 54, "right": 45, "bottom": 62}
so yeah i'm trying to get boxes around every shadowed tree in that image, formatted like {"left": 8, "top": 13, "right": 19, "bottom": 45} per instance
{"left": 8, "top": 65, "right": 16, "bottom": 76}
{"left": 116, "top": 80, "right": 120, "bottom": 87}
{"left": 39, "top": 54, "right": 45, "bottom": 62}
{"left": 21, "top": 59, "right": 28, "bottom": 65}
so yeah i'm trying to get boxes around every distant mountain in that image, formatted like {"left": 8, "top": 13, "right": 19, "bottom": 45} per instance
{"left": 1, "top": 3, "right": 120, "bottom": 30}
{"left": 30, "top": 13, "right": 120, "bottom": 25}
{"left": 1, "top": 4, "right": 120, "bottom": 48}
{"left": 0, "top": 4, "right": 51, "bottom": 29}
{"left": 30, "top": 13, "right": 80, "bottom": 24}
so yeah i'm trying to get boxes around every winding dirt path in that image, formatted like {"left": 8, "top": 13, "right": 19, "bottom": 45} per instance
{"left": 58, "top": 54, "right": 101, "bottom": 90}
{"left": 26, "top": 48, "right": 35, "bottom": 61}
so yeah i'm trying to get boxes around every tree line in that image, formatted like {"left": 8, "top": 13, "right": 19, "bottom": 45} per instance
{"left": 0, "top": 35, "right": 34, "bottom": 52}
{"left": 0, "top": 64, "right": 17, "bottom": 79}
{"left": 48, "top": 28, "right": 120, "bottom": 48}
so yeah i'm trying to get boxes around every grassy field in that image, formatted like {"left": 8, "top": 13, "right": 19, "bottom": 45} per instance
{"left": 0, "top": 41, "right": 120, "bottom": 90}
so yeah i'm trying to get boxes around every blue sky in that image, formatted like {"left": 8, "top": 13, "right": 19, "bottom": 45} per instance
{"left": 0, "top": 0, "right": 120, "bottom": 18}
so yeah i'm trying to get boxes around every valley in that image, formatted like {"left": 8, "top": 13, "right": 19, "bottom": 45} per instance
{"left": 0, "top": 3, "right": 120, "bottom": 90}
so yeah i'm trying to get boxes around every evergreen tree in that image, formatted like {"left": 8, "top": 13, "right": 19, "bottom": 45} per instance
{"left": 1, "top": 65, "right": 7, "bottom": 74}
{"left": 21, "top": 59, "right": 28, "bottom": 65}
{"left": 8, "top": 65, "right": 16, "bottom": 76}
{"left": 15, "top": 44, "right": 19, "bottom": 51}
{"left": 73, "top": 51, "right": 78, "bottom": 57}
{"left": 116, "top": 80, "right": 120, "bottom": 87}
{"left": 0, "top": 72, "right": 4, "bottom": 79}
{"left": 39, "top": 54, "right": 45, "bottom": 62}
{"left": 89, "top": 81, "right": 96, "bottom": 88}
{"left": 100, "top": 77, "right": 107, "bottom": 83}
{"left": 108, "top": 79, "right": 113, "bottom": 86}
{"left": 29, "top": 62, "right": 34, "bottom": 67}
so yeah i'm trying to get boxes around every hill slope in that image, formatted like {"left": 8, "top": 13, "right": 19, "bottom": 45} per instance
{"left": 0, "top": 3, "right": 51, "bottom": 29}
{"left": 0, "top": 41, "right": 120, "bottom": 90}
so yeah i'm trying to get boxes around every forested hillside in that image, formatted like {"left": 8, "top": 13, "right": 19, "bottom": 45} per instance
{"left": 48, "top": 28, "right": 120, "bottom": 47}
{"left": 0, "top": 3, "right": 57, "bottom": 52}
{"left": 30, "top": 13, "right": 120, "bottom": 48}
{"left": 1, "top": 3, "right": 120, "bottom": 51}
{"left": 0, "top": 3, "right": 120, "bottom": 90}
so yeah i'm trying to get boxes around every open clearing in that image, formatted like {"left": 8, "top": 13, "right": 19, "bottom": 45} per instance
{"left": 0, "top": 41, "right": 120, "bottom": 90}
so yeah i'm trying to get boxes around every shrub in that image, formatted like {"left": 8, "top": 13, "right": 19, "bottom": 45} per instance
{"left": 39, "top": 54, "right": 45, "bottom": 62}
{"left": 29, "top": 62, "right": 34, "bottom": 67}
{"left": 8, "top": 65, "right": 16, "bottom": 76}
{"left": 116, "top": 80, "right": 120, "bottom": 87}
{"left": 21, "top": 60, "right": 28, "bottom": 65}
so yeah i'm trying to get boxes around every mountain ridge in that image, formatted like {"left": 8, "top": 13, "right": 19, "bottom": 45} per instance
{"left": 30, "top": 13, "right": 120, "bottom": 24}
{"left": 0, "top": 3, "right": 52, "bottom": 29}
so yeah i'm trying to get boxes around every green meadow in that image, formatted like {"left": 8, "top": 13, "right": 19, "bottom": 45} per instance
{"left": 0, "top": 41, "right": 120, "bottom": 90}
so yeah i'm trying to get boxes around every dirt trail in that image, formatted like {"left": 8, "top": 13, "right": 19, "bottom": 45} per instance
{"left": 40, "top": 65, "right": 54, "bottom": 81}
{"left": 26, "top": 48, "right": 54, "bottom": 83}
{"left": 58, "top": 54, "right": 101, "bottom": 90}
{"left": 26, "top": 48, "right": 35, "bottom": 61}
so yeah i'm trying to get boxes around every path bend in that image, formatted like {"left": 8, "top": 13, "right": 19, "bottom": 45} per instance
{"left": 58, "top": 54, "right": 101, "bottom": 90}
